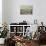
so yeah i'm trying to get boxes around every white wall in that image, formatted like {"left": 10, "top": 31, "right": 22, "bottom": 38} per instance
{"left": 0, "top": 0, "right": 2, "bottom": 27}
{"left": 3, "top": 0, "right": 46, "bottom": 26}
{"left": 8, "top": 0, "right": 37, "bottom": 24}
{"left": 2, "top": 0, "right": 8, "bottom": 24}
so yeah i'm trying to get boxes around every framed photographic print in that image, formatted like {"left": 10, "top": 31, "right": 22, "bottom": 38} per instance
{"left": 20, "top": 5, "right": 33, "bottom": 15}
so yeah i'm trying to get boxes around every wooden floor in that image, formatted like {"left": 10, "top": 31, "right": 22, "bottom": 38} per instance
{"left": 40, "top": 45, "right": 46, "bottom": 46}
{"left": 0, "top": 44, "right": 4, "bottom": 46}
{"left": 0, "top": 44, "right": 46, "bottom": 46}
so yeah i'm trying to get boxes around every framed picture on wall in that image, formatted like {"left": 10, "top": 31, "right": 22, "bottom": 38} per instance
{"left": 20, "top": 5, "right": 33, "bottom": 15}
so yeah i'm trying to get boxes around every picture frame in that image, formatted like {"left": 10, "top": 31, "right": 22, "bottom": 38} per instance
{"left": 20, "top": 5, "right": 33, "bottom": 15}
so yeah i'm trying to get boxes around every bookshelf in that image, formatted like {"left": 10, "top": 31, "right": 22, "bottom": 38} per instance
{"left": 9, "top": 25, "right": 30, "bottom": 37}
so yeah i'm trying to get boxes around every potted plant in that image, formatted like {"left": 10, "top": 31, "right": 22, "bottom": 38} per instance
{"left": 0, "top": 23, "right": 9, "bottom": 44}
